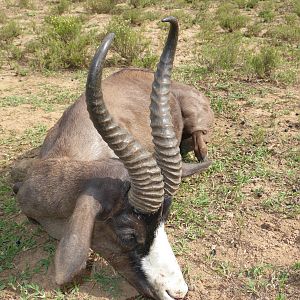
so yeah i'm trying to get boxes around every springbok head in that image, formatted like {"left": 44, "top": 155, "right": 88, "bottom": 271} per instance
{"left": 55, "top": 17, "right": 188, "bottom": 300}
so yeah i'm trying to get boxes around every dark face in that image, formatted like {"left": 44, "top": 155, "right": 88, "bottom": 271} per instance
{"left": 91, "top": 196, "right": 188, "bottom": 300}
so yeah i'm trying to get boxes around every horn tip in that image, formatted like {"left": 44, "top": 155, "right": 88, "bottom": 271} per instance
{"left": 104, "top": 32, "right": 115, "bottom": 42}
{"left": 161, "top": 16, "right": 178, "bottom": 25}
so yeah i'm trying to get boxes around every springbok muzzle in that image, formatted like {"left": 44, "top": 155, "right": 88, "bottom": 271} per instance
{"left": 141, "top": 223, "right": 188, "bottom": 300}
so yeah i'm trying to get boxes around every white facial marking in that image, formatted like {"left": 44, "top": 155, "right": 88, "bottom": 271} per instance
{"left": 141, "top": 223, "right": 188, "bottom": 300}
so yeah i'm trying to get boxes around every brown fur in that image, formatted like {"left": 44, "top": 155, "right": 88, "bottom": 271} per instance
{"left": 40, "top": 69, "right": 213, "bottom": 161}
{"left": 15, "top": 68, "right": 214, "bottom": 298}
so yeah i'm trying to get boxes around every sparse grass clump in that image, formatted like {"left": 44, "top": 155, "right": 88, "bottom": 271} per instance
{"left": 246, "top": 47, "right": 279, "bottom": 79}
{"left": 259, "top": 2, "right": 275, "bottom": 22}
{"left": 86, "top": 0, "right": 117, "bottom": 14}
{"left": 217, "top": 3, "right": 249, "bottom": 32}
{"left": 245, "top": 22, "right": 262, "bottom": 37}
{"left": 234, "top": 0, "right": 259, "bottom": 9}
{"left": 26, "top": 16, "right": 96, "bottom": 70}
{"left": 0, "top": 20, "right": 21, "bottom": 41}
{"left": 132, "top": 51, "right": 158, "bottom": 70}
{"left": 106, "top": 17, "right": 149, "bottom": 65}
{"left": 170, "top": 10, "right": 194, "bottom": 29}
{"left": 292, "top": 0, "right": 300, "bottom": 17}
{"left": 18, "top": 0, "right": 34, "bottom": 9}
{"left": 51, "top": 0, "right": 71, "bottom": 15}
{"left": 267, "top": 24, "right": 300, "bottom": 44}
{"left": 219, "top": 14, "right": 248, "bottom": 32}
{"left": 122, "top": 8, "right": 144, "bottom": 25}
{"left": 201, "top": 34, "right": 242, "bottom": 72}
{"left": 0, "top": 11, "right": 7, "bottom": 24}
{"left": 129, "top": 0, "right": 156, "bottom": 8}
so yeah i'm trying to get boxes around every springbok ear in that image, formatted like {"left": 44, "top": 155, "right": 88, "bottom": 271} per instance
{"left": 55, "top": 193, "right": 102, "bottom": 285}
{"left": 181, "top": 160, "right": 212, "bottom": 177}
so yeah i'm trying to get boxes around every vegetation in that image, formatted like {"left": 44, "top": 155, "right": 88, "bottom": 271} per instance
{"left": 85, "top": 0, "right": 117, "bottom": 14}
{"left": 25, "top": 15, "right": 97, "bottom": 70}
{"left": 0, "top": 21, "right": 21, "bottom": 41}
{"left": 246, "top": 47, "right": 280, "bottom": 79}
{"left": 105, "top": 17, "right": 150, "bottom": 65}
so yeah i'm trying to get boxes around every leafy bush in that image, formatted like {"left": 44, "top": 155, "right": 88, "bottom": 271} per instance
{"left": 0, "top": 21, "right": 21, "bottom": 41}
{"left": 234, "top": 0, "right": 259, "bottom": 9}
{"left": 246, "top": 47, "right": 279, "bottom": 78}
{"left": 0, "top": 11, "right": 7, "bottom": 24}
{"left": 51, "top": 0, "right": 71, "bottom": 15}
{"left": 86, "top": 0, "right": 117, "bottom": 13}
{"left": 122, "top": 8, "right": 143, "bottom": 25}
{"left": 201, "top": 35, "right": 242, "bottom": 72}
{"left": 219, "top": 14, "right": 249, "bottom": 32}
{"left": 18, "top": 0, "right": 34, "bottom": 9}
{"left": 122, "top": 8, "right": 159, "bottom": 24}
{"left": 293, "top": 0, "right": 300, "bottom": 17}
{"left": 26, "top": 16, "right": 96, "bottom": 70}
{"left": 132, "top": 51, "right": 158, "bottom": 70}
{"left": 171, "top": 10, "right": 194, "bottom": 29}
{"left": 267, "top": 25, "right": 300, "bottom": 44}
{"left": 259, "top": 2, "right": 275, "bottom": 22}
{"left": 197, "top": 17, "right": 217, "bottom": 41}
{"left": 217, "top": 3, "right": 249, "bottom": 32}
{"left": 244, "top": 23, "right": 262, "bottom": 37}
{"left": 106, "top": 17, "right": 149, "bottom": 65}
{"left": 129, "top": 0, "right": 156, "bottom": 8}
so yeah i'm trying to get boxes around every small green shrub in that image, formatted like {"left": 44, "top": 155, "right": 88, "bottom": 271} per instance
{"left": 217, "top": 3, "right": 249, "bottom": 32}
{"left": 18, "top": 0, "right": 34, "bottom": 9}
{"left": 132, "top": 51, "right": 158, "bottom": 70}
{"left": 246, "top": 47, "right": 279, "bottom": 78}
{"left": 0, "top": 11, "right": 7, "bottom": 24}
{"left": 197, "top": 17, "right": 217, "bottom": 41}
{"left": 143, "top": 11, "right": 159, "bottom": 21}
{"left": 8, "top": 44, "right": 23, "bottom": 60}
{"left": 267, "top": 25, "right": 300, "bottom": 44}
{"left": 275, "top": 70, "right": 298, "bottom": 85}
{"left": 293, "top": 0, "right": 300, "bottom": 17}
{"left": 129, "top": 0, "right": 156, "bottom": 8}
{"left": 51, "top": 0, "right": 71, "bottom": 15}
{"left": 122, "top": 9, "right": 143, "bottom": 25}
{"left": 259, "top": 2, "right": 275, "bottom": 22}
{"left": 201, "top": 35, "right": 242, "bottom": 72}
{"left": 0, "top": 21, "right": 21, "bottom": 41}
{"left": 259, "top": 10, "right": 275, "bottom": 22}
{"left": 26, "top": 16, "right": 96, "bottom": 70}
{"left": 171, "top": 10, "right": 194, "bottom": 29}
{"left": 245, "top": 23, "right": 262, "bottom": 37}
{"left": 234, "top": 0, "right": 259, "bottom": 9}
{"left": 106, "top": 17, "right": 149, "bottom": 65}
{"left": 284, "top": 14, "right": 297, "bottom": 26}
{"left": 86, "top": 0, "right": 117, "bottom": 14}
{"left": 219, "top": 14, "right": 249, "bottom": 32}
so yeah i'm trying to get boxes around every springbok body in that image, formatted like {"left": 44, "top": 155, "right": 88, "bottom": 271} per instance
{"left": 40, "top": 68, "right": 213, "bottom": 165}
{"left": 16, "top": 18, "right": 213, "bottom": 300}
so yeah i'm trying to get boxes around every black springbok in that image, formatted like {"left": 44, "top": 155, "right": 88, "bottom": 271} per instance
{"left": 15, "top": 17, "right": 214, "bottom": 300}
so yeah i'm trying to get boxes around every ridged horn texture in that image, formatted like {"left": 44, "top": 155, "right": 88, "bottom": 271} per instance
{"left": 150, "top": 16, "right": 182, "bottom": 196}
{"left": 86, "top": 33, "right": 164, "bottom": 214}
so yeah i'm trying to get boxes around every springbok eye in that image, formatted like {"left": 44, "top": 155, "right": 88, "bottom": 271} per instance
{"left": 117, "top": 228, "right": 138, "bottom": 249}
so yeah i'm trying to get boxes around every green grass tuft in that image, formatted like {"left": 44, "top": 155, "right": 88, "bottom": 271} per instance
{"left": 246, "top": 47, "right": 280, "bottom": 79}
{"left": 25, "top": 15, "right": 97, "bottom": 70}
{"left": 105, "top": 17, "right": 150, "bottom": 65}
{"left": 217, "top": 3, "right": 249, "bottom": 32}
{"left": 51, "top": 0, "right": 71, "bottom": 15}
{"left": 85, "top": 0, "right": 117, "bottom": 14}
{"left": 129, "top": 0, "right": 156, "bottom": 8}
{"left": 0, "top": 11, "right": 7, "bottom": 24}
{"left": 0, "top": 20, "right": 21, "bottom": 41}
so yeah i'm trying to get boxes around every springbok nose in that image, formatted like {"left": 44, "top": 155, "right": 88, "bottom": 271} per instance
{"left": 166, "top": 280, "right": 188, "bottom": 299}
